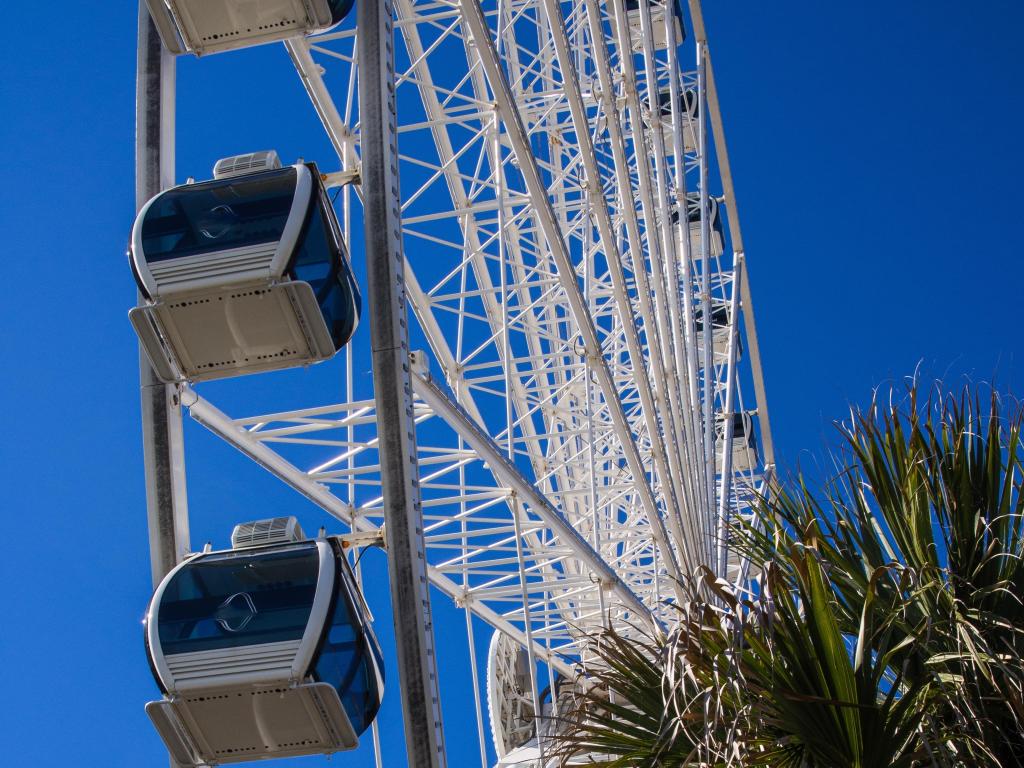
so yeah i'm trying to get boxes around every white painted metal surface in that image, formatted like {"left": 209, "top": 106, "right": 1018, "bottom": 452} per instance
{"left": 146, "top": 0, "right": 342, "bottom": 56}
{"left": 141, "top": 0, "right": 774, "bottom": 762}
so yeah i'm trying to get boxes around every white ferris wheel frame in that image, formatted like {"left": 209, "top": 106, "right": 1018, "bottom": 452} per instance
{"left": 134, "top": 0, "right": 776, "bottom": 765}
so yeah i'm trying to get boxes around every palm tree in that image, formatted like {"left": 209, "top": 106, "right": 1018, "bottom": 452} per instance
{"left": 549, "top": 381, "right": 1024, "bottom": 767}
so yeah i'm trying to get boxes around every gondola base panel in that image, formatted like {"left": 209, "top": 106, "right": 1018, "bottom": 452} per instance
{"left": 146, "top": 681, "right": 358, "bottom": 766}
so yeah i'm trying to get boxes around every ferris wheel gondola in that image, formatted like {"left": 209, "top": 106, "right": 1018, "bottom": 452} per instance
{"left": 695, "top": 303, "right": 743, "bottom": 359}
{"left": 145, "top": 0, "right": 356, "bottom": 57}
{"left": 671, "top": 192, "right": 725, "bottom": 260}
{"left": 649, "top": 86, "right": 699, "bottom": 154}
{"left": 716, "top": 412, "right": 760, "bottom": 473}
{"left": 609, "top": 0, "right": 685, "bottom": 51}
{"left": 129, "top": 151, "right": 361, "bottom": 383}
{"left": 144, "top": 518, "right": 384, "bottom": 766}
{"left": 131, "top": 0, "right": 775, "bottom": 762}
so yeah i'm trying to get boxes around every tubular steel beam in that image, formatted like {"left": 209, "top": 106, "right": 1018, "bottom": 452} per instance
{"left": 185, "top": 389, "right": 578, "bottom": 677}
{"left": 686, "top": 0, "right": 775, "bottom": 469}
{"left": 186, "top": 390, "right": 358, "bottom": 520}
{"left": 716, "top": 256, "right": 743, "bottom": 576}
{"left": 288, "top": 27, "right": 534, "bottom": 460}
{"left": 579, "top": 0, "right": 706, "bottom": 565}
{"left": 357, "top": 0, "right": 447, "bottom": 762}
{"left": 606, "top": 0, "right": 693, "bottom": 492}
{"left": 136, "top": 2, "right": 189, "bottom": 590}
{"left": 537, "top": 0, "right": 696, "bottom": 577}
{"left": 413, "top": 371, "right": 654, "bottom": 624}
{"left": 630, "top": 0, "right": 705, "bottom": 551}
{"left": 285, "top": 38, "right": 358, "bottom": 167}
{"left": 456, "top": 0, "right": 684, "bottom": 597}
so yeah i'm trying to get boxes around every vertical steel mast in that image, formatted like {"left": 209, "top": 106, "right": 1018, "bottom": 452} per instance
{"left": 357, "top": 0, "right": 448, "bottom": 764}
{"left": 135, "top": 3, "right": 189, "bottom": 590}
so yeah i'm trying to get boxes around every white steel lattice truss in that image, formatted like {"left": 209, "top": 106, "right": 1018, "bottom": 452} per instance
{"left": 185, "top": 0, "right": 773, "bottom": 732}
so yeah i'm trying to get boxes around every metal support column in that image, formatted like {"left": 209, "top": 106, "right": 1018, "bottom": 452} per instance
{"left": 137, "top": 9, "right": 188, "bottom": 768}
{"left": 696, "top": 41, "right": 717, "bottom": 546}
{"left": 136, "top": 3, "right": 189, "bottom": 590}
{"left": 357, "top": 0, "right": 447, "bottom": 764}
{"left": 716, "top": 256, "right": 743, "bottom": 577}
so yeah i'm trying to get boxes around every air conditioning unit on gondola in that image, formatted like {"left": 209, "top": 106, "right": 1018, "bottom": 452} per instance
{"left": 212, "top": 150, "right": 281, "bottom": 180}
{"left": 231, "top": 515, "right": 305, "bottom": 548}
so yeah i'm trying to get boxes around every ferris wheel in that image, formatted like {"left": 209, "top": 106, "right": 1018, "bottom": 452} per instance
{"left": 131, "top": 0, "right": 774, "bottom": 766}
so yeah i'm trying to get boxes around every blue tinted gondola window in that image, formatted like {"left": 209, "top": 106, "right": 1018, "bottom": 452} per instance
{"left": 290, "top": 199, "right": 359, "bottom": 350}
{"left": 291, "top": 202, "right": 333, "bottom": 287}
{"left": 317, "top": 267, "right": 360, "bottom": 351}
{"left": 157, "top": 543, "right": 319, "bottom": 655}
{"left": 141, "top": 168, "right": 297, "bottom": 263}
{"left": 314, "top": 567, "right": 383, "bottom": 736}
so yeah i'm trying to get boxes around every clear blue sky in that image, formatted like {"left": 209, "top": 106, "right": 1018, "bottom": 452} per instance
{"left": 2, "top": 1, "right": 1022, "bottom": 765}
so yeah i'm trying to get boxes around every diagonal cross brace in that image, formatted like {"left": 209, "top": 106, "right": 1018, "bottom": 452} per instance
{"left": 456, "top": 0, "right": 685, "bottom": 599}
{"left": 412, "top": 370, "right": 656, "bottom": 625}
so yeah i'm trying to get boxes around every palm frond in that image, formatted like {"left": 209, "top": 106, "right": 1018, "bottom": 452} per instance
{"left": 550, "top": 379, "right": 1024, "bottom": 766}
